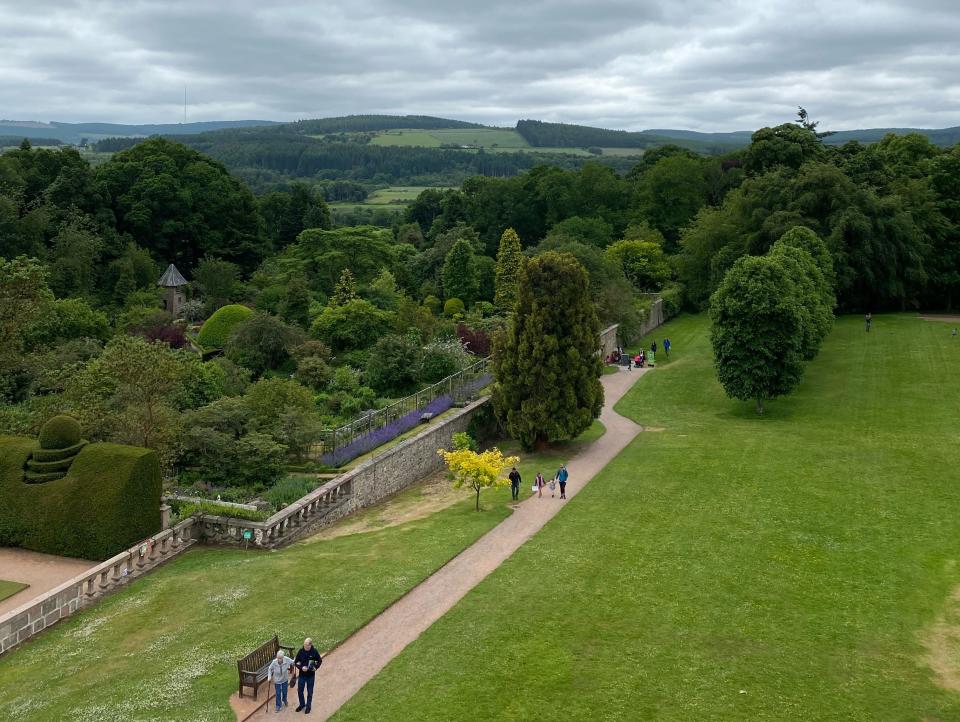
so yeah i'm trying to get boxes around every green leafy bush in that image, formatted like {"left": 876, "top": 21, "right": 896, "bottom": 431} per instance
{"left": 197, "top": 304, "right": 253, "bottom": 349}
{"left": 38, "top": 415, "right": 81, "bottom": 449}
{"left": 171, "top": 499, "right": 268, "bottom": 522}
{"left": 443, "top": 298, "right": 465, "bottom": 317}
{"left": 264, "top": 475, "right": 319, "bottom": 511}
{"left": 364, "top": 334, "right": 422, "bottom": 395}
{"left": 419, "top": 338, "right": 471, "bottom": 384}
{"left": 0, "top": 437, "right": 161, "bottom": 560}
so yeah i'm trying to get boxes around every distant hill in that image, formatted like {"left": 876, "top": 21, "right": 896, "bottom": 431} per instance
{"left": 0, "top": 119, "right": 279, "bottom": 144}
{"left": 822, "top": 126, "right": 960, "bottom": 146}
{"left": 519, "top": 120, "right": 960, "bottom": 151}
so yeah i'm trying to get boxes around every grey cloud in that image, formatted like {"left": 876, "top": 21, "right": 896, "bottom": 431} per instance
{"left": 0, "top": 0, "right": 957, "bottom": 131}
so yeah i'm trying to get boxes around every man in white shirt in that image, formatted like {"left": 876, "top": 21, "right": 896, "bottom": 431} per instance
{"left": 267, "top": 649, "right": 295, "bottom": 713}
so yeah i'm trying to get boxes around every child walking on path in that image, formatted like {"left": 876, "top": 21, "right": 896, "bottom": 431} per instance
{"left": 534, "top": 472, "right": 545, "bottom": 498}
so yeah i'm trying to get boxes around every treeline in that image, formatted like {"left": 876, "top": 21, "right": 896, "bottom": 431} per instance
{"left": 0, "top": 137, "right": 62, "bottom": 148}
{"left": 404, "top": 122, "right": 960, "bottom": 311}
{"left": 285, "top": 115, "right": 485, "bottom": 134}
{"left": 93, "top": 136, "right": 143, "bottom": 152}
{"left": 0, "top": 138, "right": 331, "bottom": 286}
{"left": 515, "top": 119, "right": 740, "bottom": 155}
{"left": 517, "top": 119, "right": 672, "bottom": 148}
{"left": 172, "top": 132, "right": 638, "bottom": 190}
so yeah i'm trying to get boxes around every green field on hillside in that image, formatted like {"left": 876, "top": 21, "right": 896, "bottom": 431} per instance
{"left": 371, "top": 127, "right": 529, "bottom": 149}
{"left": 336, "top": 314, "right": 960, "bottom": 721}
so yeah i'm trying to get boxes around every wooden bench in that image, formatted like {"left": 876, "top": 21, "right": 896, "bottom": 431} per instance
{"left": 237, "top": 635, "right": 294, "bottom": 699}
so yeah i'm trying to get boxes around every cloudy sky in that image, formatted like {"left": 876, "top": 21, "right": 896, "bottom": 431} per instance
{"left": 2, "top": 0, "right": 959, "bottom": 131}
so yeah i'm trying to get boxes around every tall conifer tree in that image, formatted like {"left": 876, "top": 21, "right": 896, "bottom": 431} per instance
{"left": 492, "top": 252, "right": 604, "bottom": 449}
{"left": 494, "top": 227, "right": 524, "bottom": 312}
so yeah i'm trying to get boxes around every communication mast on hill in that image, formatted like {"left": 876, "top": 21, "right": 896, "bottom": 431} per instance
{"left": 183, "top": 87, "right": 187, "bottom": 124}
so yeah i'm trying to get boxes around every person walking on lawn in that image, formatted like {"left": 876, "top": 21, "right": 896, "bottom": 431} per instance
{"left": 294, "top": 638, "right": 322, "bottom": 713}
{"left": 557, "top": 464, "right": 569, "bottom": 499}
{"left": 508, "top": 466, "right": 522, "bottom": 501}
{"left": 663, "top": 338, "right": 671, "bottom": 357}
{"left": 267, "top": 649, "right": 295, "bottom": 713}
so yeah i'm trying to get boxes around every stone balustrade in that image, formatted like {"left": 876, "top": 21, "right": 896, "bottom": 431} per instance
{"left": 0, "top": 517, "right": 198, "bottom": 657}
{"left": 0, "top": 395, "right": 491, "bottom": 656}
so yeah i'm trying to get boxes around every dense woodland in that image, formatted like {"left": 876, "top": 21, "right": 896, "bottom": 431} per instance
{"left": 1, "top": 114, "right": 958, "bottom": 503}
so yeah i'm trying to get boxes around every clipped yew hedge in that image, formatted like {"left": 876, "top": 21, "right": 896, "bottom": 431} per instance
{"left": 0, "top": 437, "right": 162, "bottom": 560}
{"left": 197, "top": 304, "right": 253, "bottom": 349}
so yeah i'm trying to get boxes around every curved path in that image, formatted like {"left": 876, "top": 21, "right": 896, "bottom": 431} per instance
{"left": 248, "top": 367, "right": 649, "bottom": 721}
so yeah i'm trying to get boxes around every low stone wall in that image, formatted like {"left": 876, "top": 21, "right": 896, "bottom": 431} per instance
{"left": 197, "top": 396, "right": 491, "bottom": 550}
{"left": 0, "top": 518, "right": 198, "bottom": 657}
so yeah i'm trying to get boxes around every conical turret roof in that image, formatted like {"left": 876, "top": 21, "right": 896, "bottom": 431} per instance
{"left": 158, "top": 263, "right": 188, "bottom": 287}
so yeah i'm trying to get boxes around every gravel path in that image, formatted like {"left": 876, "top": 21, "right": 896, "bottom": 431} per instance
{"left": 0, "top": 548, "right": 96, "bottom": 616}
{"left": 247, "top": 368, "right": 649, "bottom": 721}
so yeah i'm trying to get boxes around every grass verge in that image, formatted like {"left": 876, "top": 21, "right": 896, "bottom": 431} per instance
{"left": 0, "top": 579, "right": 27, "bottom": 603}
{"left": 334, "top": 314, "right": 960, "bottom": 721}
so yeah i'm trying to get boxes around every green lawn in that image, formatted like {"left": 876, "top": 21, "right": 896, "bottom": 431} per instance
{"left": 335, "top": 314, "right": 960, "bottom": 721}
{"left": 0, "top": 578, "right": 27, "bottom": 602}
{"left": 0, "top": 417, "right": 606, "bottom": 720}
{"left": 0, "top": 495, "right": 512, "bottom": 720}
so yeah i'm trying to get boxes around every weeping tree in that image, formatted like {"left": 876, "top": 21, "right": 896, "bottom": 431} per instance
{"left": 492, "top": 251, "right": 604, "bottom": 449}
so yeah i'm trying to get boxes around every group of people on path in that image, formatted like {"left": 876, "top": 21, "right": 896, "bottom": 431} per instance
{"left": 266, "top": 638, "right": 323, "bottom": 714}
{"left": 508, "top": 464, "right": 569, "bottom": 501}
{"left": 609, "top": 337, "right": 671, "bottom": 370}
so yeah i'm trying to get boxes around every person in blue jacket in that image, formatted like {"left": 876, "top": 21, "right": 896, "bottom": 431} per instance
{"left": 556, "top": 464, "right": 569, "bottom": 499}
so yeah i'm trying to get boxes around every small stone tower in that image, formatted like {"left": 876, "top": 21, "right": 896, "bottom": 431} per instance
{"left": 158, "top": 263, "right": 188, "bottom": 317}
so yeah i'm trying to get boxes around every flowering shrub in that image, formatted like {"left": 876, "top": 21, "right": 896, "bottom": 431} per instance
{"left": 322, "top": 394, "right": 453, "bottom": 467}
{"left": 456, "top": 324, "right": 491, "bottom": 356}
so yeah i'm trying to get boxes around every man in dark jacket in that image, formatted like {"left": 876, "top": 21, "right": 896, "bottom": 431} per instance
{"left": 294, "top": 637, "right": 322, "bottom": 713}
{"left": 508, "top": 467, "right": 522, "bottom": 500}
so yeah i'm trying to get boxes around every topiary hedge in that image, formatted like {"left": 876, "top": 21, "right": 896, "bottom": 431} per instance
{"left": 197, "top": 304, "right": 253, "bottom": 349}
{"left": 38, "top": 415, "right": 81, "bottom": 449}
{"left": 31, "top": 441, "right": 88, "bottom": 462}
{"left": 0, "top": 437, "right": 162, "bottom": 560}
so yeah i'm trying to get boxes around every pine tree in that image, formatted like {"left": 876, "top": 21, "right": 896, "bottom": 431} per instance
{"left": 113, "top": 264, "right": 136, "bottom": 306}
{"left": 492, "top": 252, "right": 604, "bottom": 450}
{"left": 494, "top": 227, "right": 524, "bottom": 312}
{"left": 442, "top": 239, "right": 477, "bottom": 304}
{"left": 330, "top": 268, "right": 357, "bottom": 307}
{"left": 281, "top": 273, "right": 311, "bottom": 328}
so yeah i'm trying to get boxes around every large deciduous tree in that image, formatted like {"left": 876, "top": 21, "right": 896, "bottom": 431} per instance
{"left": 0, "top": 256, "right": 54, "bottom": 375}
{"left": 492, "top": 251, "right": 604, "bottom": 449}
{"left": 709, "top": 254, "right": 806, "bottom": 415}
{"left": 96, "top": 137, "right": 265, "bottom": 271}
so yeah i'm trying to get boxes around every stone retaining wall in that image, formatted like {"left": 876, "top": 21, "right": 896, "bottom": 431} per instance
{"left": 197, "top": 396, "right": 490, "bottom": 549}
{"left": 0, "top": 518, "right": 198, "bottom": 657}
{"left": 599, "top": 324, "right": 619, "bottom": 358}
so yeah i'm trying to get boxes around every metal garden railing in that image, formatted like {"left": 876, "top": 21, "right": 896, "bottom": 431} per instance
{"left": 315, "top": 357, "right": 492, "bottom": 466}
